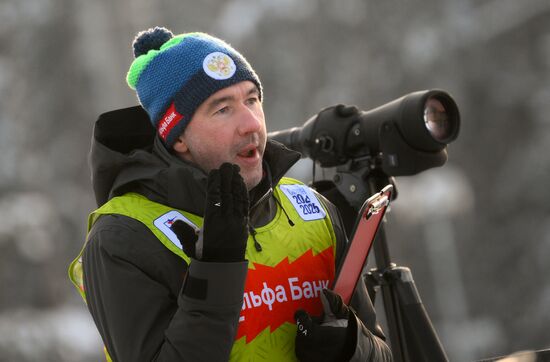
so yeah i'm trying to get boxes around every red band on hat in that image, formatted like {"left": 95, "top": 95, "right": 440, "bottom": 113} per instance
{"left": 158, "top": 102, "right": 184, "bottom": 141}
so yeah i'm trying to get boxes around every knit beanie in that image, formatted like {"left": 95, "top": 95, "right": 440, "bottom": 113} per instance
{"left": 127, "top": 27, "right": 262, "bottom": 148}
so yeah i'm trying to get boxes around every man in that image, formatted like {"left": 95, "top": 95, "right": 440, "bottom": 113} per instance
{"left": 69, "top": 27, "right": 392, "bottom": 361}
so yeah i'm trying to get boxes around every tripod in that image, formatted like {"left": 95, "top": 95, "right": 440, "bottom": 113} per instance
{"left": 315, "top": 161, "right": 449, "bottom": 362}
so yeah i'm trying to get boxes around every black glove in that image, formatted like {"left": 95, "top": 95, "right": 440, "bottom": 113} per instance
{"left": 294, "top": 289, "right": 357, "bottom": 362}
{"left": 171, "top": 163, "right": 249, "bottom": 262}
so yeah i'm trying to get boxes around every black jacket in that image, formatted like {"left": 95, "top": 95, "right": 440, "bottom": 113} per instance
{"left": 82, "top": 106, "right": 391, "bottom": 361}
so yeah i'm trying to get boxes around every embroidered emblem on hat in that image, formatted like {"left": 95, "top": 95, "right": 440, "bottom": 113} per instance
{"left": 203, "top": 52, "right": 236, "bottom": 80}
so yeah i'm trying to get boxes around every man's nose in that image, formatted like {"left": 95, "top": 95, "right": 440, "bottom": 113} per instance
{"left": 237, "top": 106, "right": 262, "bottom": 135}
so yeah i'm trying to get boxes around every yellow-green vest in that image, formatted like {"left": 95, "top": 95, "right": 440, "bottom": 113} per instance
{"left": 69, "top": 177, "right": 337, "bottom": 361}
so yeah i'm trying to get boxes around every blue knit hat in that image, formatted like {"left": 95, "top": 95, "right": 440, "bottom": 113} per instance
{"left": 127, "top": 27, "right": 262, "bottom": 148}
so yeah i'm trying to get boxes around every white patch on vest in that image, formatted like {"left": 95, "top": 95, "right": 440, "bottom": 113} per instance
{"left": 154, "top": 211, "right": 199, "bottom": 250}
{"left": 279, "top": 185, "right": 326, "bottom": 221}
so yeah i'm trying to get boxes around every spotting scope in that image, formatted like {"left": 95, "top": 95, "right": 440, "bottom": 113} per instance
{"left": 268, "top": 90, "right": 460, "bottom": 176}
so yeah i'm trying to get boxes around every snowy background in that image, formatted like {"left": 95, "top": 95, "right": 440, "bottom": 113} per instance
{"left": 1, "top": 0, "right": 549, "bottom": 360}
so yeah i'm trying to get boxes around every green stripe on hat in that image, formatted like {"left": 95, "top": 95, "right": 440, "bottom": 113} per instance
{"left": 126, "top": 33, "right": 202, "bottom": 90}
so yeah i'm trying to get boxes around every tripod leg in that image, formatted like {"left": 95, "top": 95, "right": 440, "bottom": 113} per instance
{"left": 352, "top": 273, "right": 387, "bottom": 339}
{"left": 388, "top": 266, "right": 449, "bottom": 362}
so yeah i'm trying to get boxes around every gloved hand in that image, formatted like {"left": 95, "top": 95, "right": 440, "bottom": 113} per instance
{"left": 171, "top": 163, "right": 249, "bottom": 262}
{"left": 294, "top": 289, "right": 357, "bottom": 362}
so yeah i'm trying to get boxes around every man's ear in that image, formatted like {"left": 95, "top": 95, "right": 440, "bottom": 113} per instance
{"left": 172, "top": 134, "right": 189, "bottom": 154}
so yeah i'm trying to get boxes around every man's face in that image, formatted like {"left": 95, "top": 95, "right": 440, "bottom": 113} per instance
{"left": 173, "top": 81, "right": 267, "bottom": 190}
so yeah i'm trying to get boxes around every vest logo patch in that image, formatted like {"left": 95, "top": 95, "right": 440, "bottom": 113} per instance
{"left": 237, "top": 247, "right": 335, "bottom": 343}
{"left": 154, "top": 211, "right": 199, "bottom": 250}
{"left": 279, "top": 185, "right": 326, "bottom": 221}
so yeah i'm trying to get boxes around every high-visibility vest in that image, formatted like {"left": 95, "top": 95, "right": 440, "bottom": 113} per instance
{"left": 69, "top": 177, "right": 336, "bottom": 361}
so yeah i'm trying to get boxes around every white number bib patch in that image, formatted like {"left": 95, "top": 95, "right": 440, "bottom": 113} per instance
{"left": 280, "top": 185, "right": 326, "bottom": 221}
{"left": 154, "top": 211, "right": 199, "bottom": 250}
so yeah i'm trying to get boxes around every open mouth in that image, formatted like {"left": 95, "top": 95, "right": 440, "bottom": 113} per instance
{"left": 238, "top": 147, "right": 257, "bottom": 158}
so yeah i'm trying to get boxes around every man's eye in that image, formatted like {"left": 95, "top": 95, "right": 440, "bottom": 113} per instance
{"left": 216, "top": 106, "right": 229, "bottom": 115}
{"left": 247, "top": 97, "right": 259, "bottom": 105}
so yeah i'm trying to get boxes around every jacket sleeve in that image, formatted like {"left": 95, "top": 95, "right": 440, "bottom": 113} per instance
{"left": 82, "top": 214, "right": 247, "bottom": 362}
{"left": 315, "top": 191, "right": 393, "bottom": 361}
